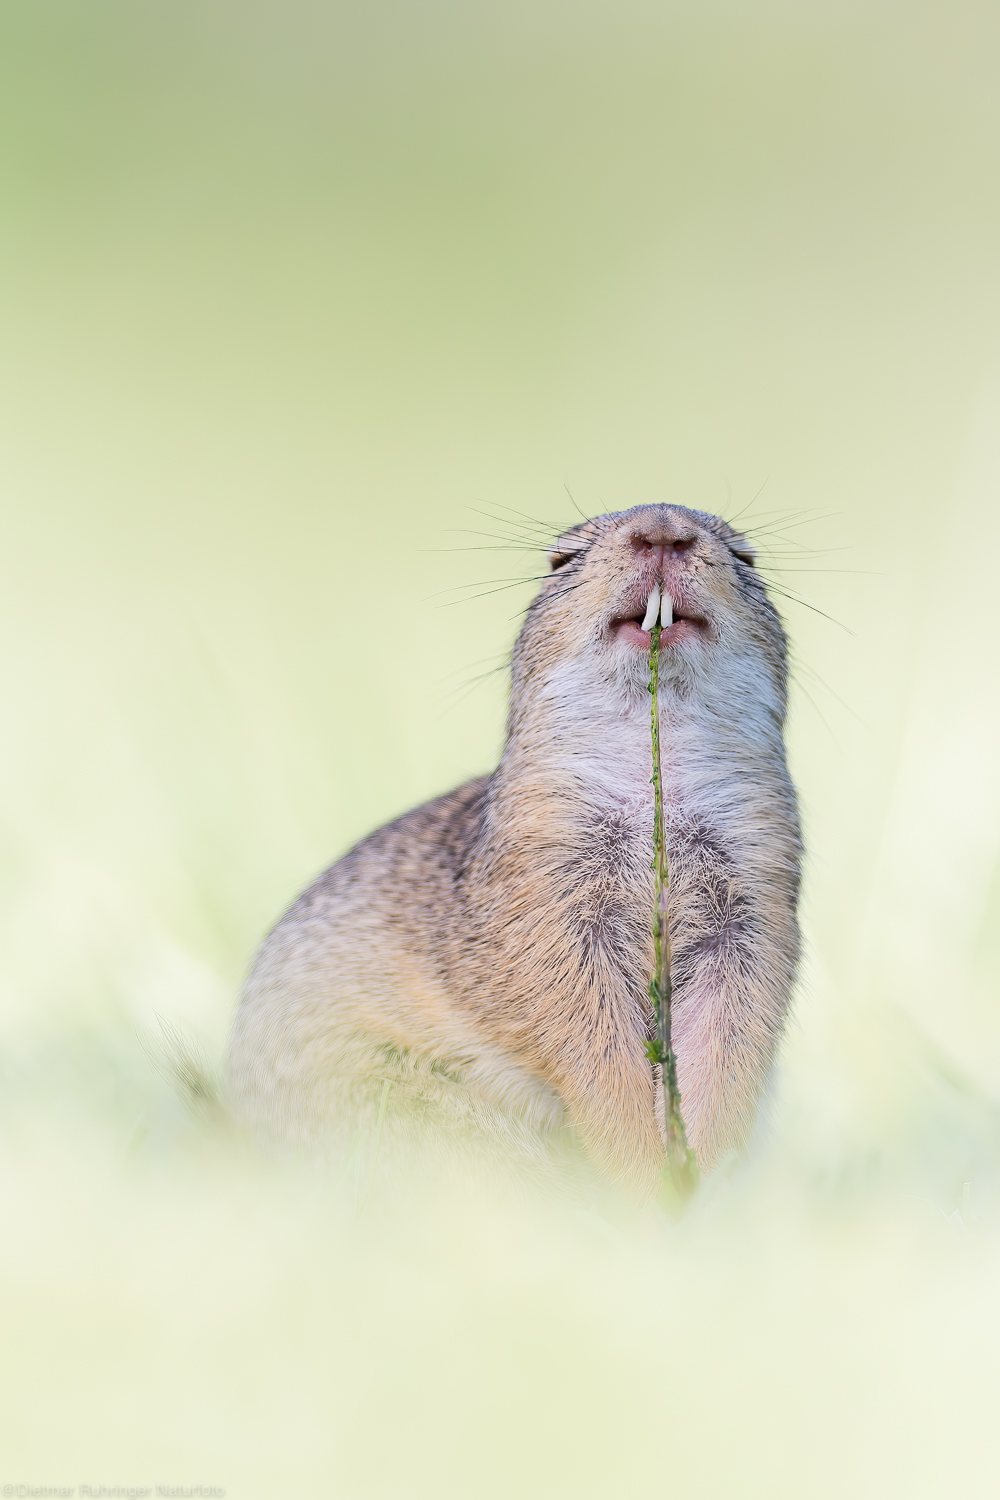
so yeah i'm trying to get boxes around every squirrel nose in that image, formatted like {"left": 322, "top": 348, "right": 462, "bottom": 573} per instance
{"left": 625, "top": 509, "right": 698, "bottom": 564}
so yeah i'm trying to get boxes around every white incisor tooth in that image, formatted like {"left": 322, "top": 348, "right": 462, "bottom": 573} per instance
{"left": 641, "top": 585, "right": 661, "bottom": 632}
{"left": 660, "top": 591, "right": 674, "bottom": 629}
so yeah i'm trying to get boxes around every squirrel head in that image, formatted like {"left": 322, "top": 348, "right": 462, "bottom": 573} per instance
{"left": 507, "top": 504, "right": 790, "bottom": 740}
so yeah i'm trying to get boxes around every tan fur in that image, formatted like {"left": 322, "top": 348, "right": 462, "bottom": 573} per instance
{"left": 227, "top": 504, "right": 801, "bottom": 1198}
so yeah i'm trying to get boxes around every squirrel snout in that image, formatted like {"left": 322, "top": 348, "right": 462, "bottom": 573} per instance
{"left": 624, "top": 510, "right": 699, "bottom": 568}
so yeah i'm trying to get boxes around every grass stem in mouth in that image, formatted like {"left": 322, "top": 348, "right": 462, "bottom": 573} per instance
{"left": 647, "top": 626, "right": 699, "bottom": 1206}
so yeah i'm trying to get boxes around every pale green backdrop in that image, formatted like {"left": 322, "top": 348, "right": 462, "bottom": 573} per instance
{"left": 1, "top": 2, "right": 999, "bottom": 1495}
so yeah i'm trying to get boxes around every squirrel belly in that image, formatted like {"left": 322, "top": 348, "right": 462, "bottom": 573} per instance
{"left": 226, "top": 504, "right": 802, "bottom": 1197}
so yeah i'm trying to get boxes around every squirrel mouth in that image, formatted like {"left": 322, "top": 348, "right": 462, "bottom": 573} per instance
{"left": 612, "top": 586, "right": 707, "bottom": 650}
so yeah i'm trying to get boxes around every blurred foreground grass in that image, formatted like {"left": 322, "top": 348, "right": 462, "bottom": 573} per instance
{"left": 1, "top": 0, "right": 1000, "bottom": 1494}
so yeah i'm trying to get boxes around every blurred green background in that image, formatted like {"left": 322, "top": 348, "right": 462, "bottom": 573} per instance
{"left": 2, "top": 0, "right": 1000, "bottom": 1494}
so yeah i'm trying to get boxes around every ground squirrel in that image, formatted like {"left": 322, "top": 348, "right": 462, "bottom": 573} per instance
{"left": 228, "top": 504, "right": 802, "bottom": 1197}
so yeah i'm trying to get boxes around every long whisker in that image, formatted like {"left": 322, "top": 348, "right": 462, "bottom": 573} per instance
{"left": 791, "top": 658, "right": 865, "bottom": 725}
{"left": 761, "top": 567, "right": 878, "bottom": 577}
{"left": 473, "top": 501, "right": 568, "bottom": 535}
{"left": 760, "top": 582, "right": 854, "bottom": 633}
{"left": 439, "top": 578, "right": 552, "bottom": 607}
{"left": 437, "top": 652, "right": 510, "bottom": 680}
{"left": 504, "top": 579, "right": 588, "bottom": 620}
{"left": 563, "top": 485, "right": 589, "bottom": 523}
{"left": 438, "top": 665, "right": 512, "bottom": 717}
{"left": 788, "top": 674, "right": 836, "bottom": 740}
{"left": 742, "top": 511, "right": 842, "bottom": 542}
{"left": 464, "top": 508, "right": 560, "bottom": 544}
{"left": 724, "top": 476, "right": 771, "bottom": 527}
{"left": 750, "top": 546, "right": 852, "bottom": 559}
{"left": 443, "top": 530, "right": 546, "bottom": 546}
{"left": 426, "top": 545, "right": 552, "bottom": 555}
{"left": 426, "top": 574, "right": 551, "bottom": 600}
